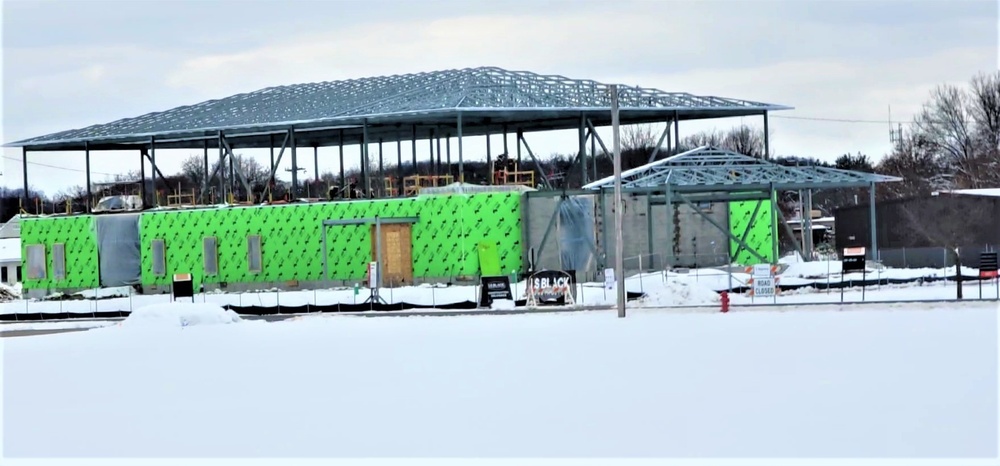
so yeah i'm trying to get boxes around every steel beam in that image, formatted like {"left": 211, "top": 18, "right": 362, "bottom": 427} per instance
{"left": 646, "top": 122, "right": 671, "bottom": 163}
{"left": 220, "top": 134, "right": 252, "bottom": 199}
{"left": 518, "top": 132, "right": 551, "bottom": 189}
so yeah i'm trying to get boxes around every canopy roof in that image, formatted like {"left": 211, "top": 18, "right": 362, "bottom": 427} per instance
{"left": 583, "top": 146, "right": 902, "bottom": 192}
{"left": 7, "top": 66, "right": 791, "bottom": 151}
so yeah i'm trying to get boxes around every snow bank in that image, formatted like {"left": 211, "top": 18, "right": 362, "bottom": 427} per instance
{"left": 638, "top": 277, "right": 720, "bottom": 307}
{"left": 0, "top": 282, "right": 21, "bottom": 302}
{"left": 120, "top": 303, "right": 242, "bottom": 328}
{"left": 490, "top": 299, "right": 516, "bottom": 310}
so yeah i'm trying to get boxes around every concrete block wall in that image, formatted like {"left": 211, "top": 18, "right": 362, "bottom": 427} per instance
{"left": 524, "top": 192, "right": 732, "bottom": 280}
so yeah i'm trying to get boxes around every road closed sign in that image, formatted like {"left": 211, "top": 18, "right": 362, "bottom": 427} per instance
{"left": 753, "top": 276, "right": 776, "bottom": 297}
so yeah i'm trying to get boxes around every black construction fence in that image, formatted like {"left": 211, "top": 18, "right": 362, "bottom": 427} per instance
{"left": 0, "top": 292, "right": 648, "bottom": 322}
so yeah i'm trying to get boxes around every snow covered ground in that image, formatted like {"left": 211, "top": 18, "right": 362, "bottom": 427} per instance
{"left": 2, "top": 300, "right": 996, "bottom": 461}
{"left": 3, "top": 259, "right": 999, "bottom": 319}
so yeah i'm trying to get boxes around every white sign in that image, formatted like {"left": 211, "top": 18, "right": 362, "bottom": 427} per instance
{"left": 368, "top": 261, "right": 379, "bottom": 289}
{"left": 753, "top": 276, "right": 776, "bottom": 297}
{"left": 752, "top": 263, "right": 773, "bottom": 277}
{"left": 604, "top": 268, "right": 615, "bottom": 290}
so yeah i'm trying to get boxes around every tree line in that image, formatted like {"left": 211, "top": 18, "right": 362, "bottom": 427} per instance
{"left": 2, "top": 70, "right": 997, "bottom": 225}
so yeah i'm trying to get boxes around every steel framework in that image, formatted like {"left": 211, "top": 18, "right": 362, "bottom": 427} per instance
{"left": 6, "top": 67, "right": 790, "bottom": 151}
{"left": 583, "top": 146, "right": 902, "bottom": 192}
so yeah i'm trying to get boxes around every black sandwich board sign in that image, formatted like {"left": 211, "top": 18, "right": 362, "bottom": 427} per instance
{"left": 842, "top": 246, "right": 867, "bottom": 273}
{"left": 979, "top": 252, "right": 998, "bottom": 278}
{"left": 979, "top": 251, "right": 998, "bottom": 300}
{"left": 172, "top": 273, "right": 195, "bottom": 302}
{"left": 841, "top": 247, "right": 867, "bottom": 302}
{"left": 479, "top": 276, "right": 514, "bottom": 308}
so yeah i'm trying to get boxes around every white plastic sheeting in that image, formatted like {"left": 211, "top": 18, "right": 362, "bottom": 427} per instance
{"left": 558, "top": 196, "right": 596, "bottom": 274}
{"left": 95, "top": 213, "right": 142, "bottom": 287}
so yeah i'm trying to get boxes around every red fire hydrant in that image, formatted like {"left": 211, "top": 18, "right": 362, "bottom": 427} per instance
{"left": 720, "top": 291, "right": 730, "bottom": 313}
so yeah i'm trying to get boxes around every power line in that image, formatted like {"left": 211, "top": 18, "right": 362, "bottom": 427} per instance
{"left": 771, "top": 115, "right": 916, "bottom": 125}
{"left": 2, "top": 156, "right": 117, "bottom": 177}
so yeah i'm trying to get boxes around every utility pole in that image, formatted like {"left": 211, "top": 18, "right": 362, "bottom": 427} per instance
{"left": 612, "top": 84, "right": 626, "bottom": 318}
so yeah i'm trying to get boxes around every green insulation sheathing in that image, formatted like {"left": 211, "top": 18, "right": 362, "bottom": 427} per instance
{"left": 19, "top": 216, "right": 100, "bottom": 290}
{"left": 728, "top": 199, "right": 776, "bottom": 265}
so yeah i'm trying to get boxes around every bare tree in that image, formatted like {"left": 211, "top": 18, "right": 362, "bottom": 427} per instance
{"left": 915, "top": 84, "right": 982, "bottom": 188}
{"left": 621, "top": 123, "right": 659, "bottom": 153}
{"left": 969, "top": 71, "right": 1000, "bottom": 168}
{"left": 679, "top": 124, "right": 770, "bottom": 158}
{"left": 877, "top": 132, "right": 951, "bottom": 199}
{"left": 723, "top": 125, "right": 768, "bottom": 159}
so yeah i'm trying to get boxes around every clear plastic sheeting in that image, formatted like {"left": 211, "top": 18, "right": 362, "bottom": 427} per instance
{"left": 558, "top": 196, "right": 596, "bottom": 273}
{"left": 419, "top": 182, "right": 535, "bottom": 195}
{"left": 95, "top": 214, "right": 142, "bottom": 288}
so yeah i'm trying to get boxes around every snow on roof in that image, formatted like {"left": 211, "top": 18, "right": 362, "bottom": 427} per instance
{"left": 0, "top": 238, "right": 21, "bottom": 263}
{"left": 0, "top": 215, "right": 22, "bottom": 239}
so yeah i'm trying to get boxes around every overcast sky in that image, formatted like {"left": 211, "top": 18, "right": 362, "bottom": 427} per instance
{"left": 2, "top": 0, "right": 997, "bottom": 197}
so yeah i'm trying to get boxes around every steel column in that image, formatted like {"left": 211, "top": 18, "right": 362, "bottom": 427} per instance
{"left": 313, "top": 146, "right": 319, "bottom": 183}
{"left": 268, "top": 135, "right": 275, "bottom": 200}
{"left": 428, "top": 129, "right": 435, "bottom": 176}
{"left": 673, "top": 110, "right": 680, "bottom": 150}
{"left": 485, "top": 128, "right": 492, "bottom": 185}
{"left": 85, "top": 142, "right": 92, "bottom": 213}
{"left": 516, "top": 128, "right": 522, "bottom": 166}
{"left": 591, "top": 127, "right": 597, "bottom": 181}
{"left": 436, "top": 134, "right": 442, "bottom": 177}
{"left": 763, "top": 111, "right": 770, "bottom": 160}
{"left": 411, "top": 125, "right": 417, "bottom": 174}
{"left": 339, "top": 129, "right": 345, "bottom": 192}
{"left": 396, "top": 131, "right": 403, "bottom": 189}
{"left": 140, "top": 148, "right": 147, "bottom": 207}
{"left": 770, "top": 183, "right": 779, "bottom": 263}
{"left": 150, "top": 136, "right": 158, "bottom": 206}
{"left": 445, "top": 135, "right": 451, "bottom": 176}
{"left": 869, "top": 181, "right": 878, "bottom": 261}
{"left": 611, "top": 84, "right": 625, "bottom": 318}
{"left": 803, "top": 189, "right": 814, "bottom": 260}
{"left": 21, "top": 148, "right": 28, "bottom": 210}
{"left": 646, "top": 192, "right": 653, "bottom": 263}
{"left": 665, "top": 184, "right": 673, "bottom": 268}
{"left": 290, "top": 128, "right": 299, "bottom": 198}
{"left": 378, "top": 138, "right": 384, "bottom": 196}
{"left": 579, "top": 113, "right": 587, "bottom": 186}
{"left": 457, "top": 113, "right": 464, "bottom": 183}
{"left": 361, "top": 120, "right": 369, "bottom": 194}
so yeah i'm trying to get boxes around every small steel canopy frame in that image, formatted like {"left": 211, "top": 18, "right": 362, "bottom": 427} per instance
{"left": 579, "top": 146, "right": 902, "bottom": 266}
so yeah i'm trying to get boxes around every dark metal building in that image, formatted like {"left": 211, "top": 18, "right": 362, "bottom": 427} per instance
{"left": 834, "top": 189, "right": 1000, "bottom": 268}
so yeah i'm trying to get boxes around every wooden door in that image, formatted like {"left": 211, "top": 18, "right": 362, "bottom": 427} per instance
{"left": 371, "top": 223, "right": 414, "bottom": 287}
